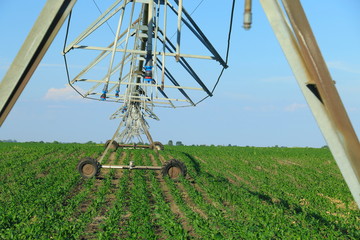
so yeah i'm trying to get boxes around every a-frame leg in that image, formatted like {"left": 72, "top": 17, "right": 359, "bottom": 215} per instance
{"left": 260, "top": 0, "right": 360, "bottom": 208}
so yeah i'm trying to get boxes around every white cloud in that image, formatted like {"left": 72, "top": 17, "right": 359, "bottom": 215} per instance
{"left": 347, "top": 107, "right": 359, "bottom": 113}
{"left": 260, "top": 105, "right": 277, "bottom": 112}
{"left": 243, "top": 106, "right": 254, "bottom": 111}
{"left": 47, "top": 105, "right": 69, "bottom": 109}
{"left": 327, "top": 61, "right": 360, "bottom": 75}
{"left": 39, "top": 63, "right": 65, "bottom": 68}
{"left": 43, "top": 85, "right": 84, "bottom": 101}
{"left": 242, "top": 105, "right": 278, "bottom": 112}
{"left": 260, "top": 76, "right": 294, "bottom": 83}
{"left": 222, "top": 92, "right": 254, "bottom": 101}
{"left": 284, "top": 103, "right": 307, "bottom": 112}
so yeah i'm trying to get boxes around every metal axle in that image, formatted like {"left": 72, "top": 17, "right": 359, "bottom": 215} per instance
{"left": 77, "top": 157, "right": 187, "bottom": 179}
{"left": 101, "top": 163, "right": 162, "bottom": 170}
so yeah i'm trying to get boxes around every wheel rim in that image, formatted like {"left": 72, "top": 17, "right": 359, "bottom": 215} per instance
{"left": 155, "top": 145, "right": 161, "bottom": 150}
{"left": 82, "top": 163, "right": 95, "bottom": 177}
{"left": 168, "top": 166, "right": 181, "bottom": 179}
{"left": 108, "top": 144, "right": 117, "bottom": 149}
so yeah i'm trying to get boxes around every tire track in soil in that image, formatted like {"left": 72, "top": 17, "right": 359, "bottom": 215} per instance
{"left": 149, "top": 154, "right": 196, "bottom": 237}
{"left": 112, "top": 151, "right": 127, "bottom": 183}
{"left": 90, "top": 151, "right": 102, "bottom": 159}
{"left": 158, "top": 153, "right": 167, "bottom": 164}
{"left": 227, "top": 170, "right": 258, "bottom": 190}
{"left": 32, "top": 151, "right": 68, "bottom": 172}
{"left": 191, "top": 155, "right": 246, "bottom": 189}
{"left": 69, "top": 180, "right": 101, "bottom": 221}
{"left": 184, "top": 154, "right": 244, "bottom": 222}
{"left": 180, "top": 155, "right": 243, "bottom": 225}
{"left": 96, "top": 151, "right": 117, "bottom": 178}
{"left": 187, "top": 174, "right": 225, "bottom": 210}
{"left": 187, "top": 173, "right": 239, "bottom": 223}
{"left": 168, "top": 153, "right": 223, "bottom": 212}
{"left": 167, "top": 154, "right": 217, "bottom": 220}
{"left": 80, "top": 151, "right": 127, "bottom": 240}
{"left": 62, "top": 178, "right": 86, "bottom": 207}
{"left": 194, "top": 155, "right": 206, "bottom": 164}
{"left": 142, "top": 154, "right": 164, "bottom": 239}
{"left": 68, "top": 151, "right": 117, "bottom": 224}
{"left": 175, "top": 182, "right": 208, "bottom": 220}
{"left": 70, "top": 151, "right": 87, "bottom": 159}
{"left": 116, "top": 152, "right": 134, "bottom": 239}
{"left": 195, "top": 154, "right": 254, "bottom": 190}
{"left": 175, "top": 152, "right": 240, "bottom": 220}
{"left": 60, "top": 152, "right": 97, "bottom": 207}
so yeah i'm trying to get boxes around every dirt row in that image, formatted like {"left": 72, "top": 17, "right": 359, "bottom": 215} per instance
{"left": 80, "top": 151, "right": 127, "bottom": 239}
{"left": 69, "top": 150, "right": 230, "bottom": 238}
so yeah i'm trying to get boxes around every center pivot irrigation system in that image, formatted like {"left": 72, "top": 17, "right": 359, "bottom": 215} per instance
{"left": 0, "top": 0, "right": 360, "bottom": 208}
{"left": 62, "top": 0, "right": 230, "bottom": 179}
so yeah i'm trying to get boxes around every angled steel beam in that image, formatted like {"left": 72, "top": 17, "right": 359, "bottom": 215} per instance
{"left": 260, "top": 0, "right": 360, "bottom": 208}
{"left": 157, "top": 35, "right": 213, "bottom": 97}
{"left": 156, "top": 60, "right": 195, "bottom": 106}
{"left": 63, "top": 0, "right": 124, "bottom": 54}
{"left": 0, "top": 0, "right": 77, "bottom": 126}
{"left": 171, "top": 0, "right": 228, "bottom": 68}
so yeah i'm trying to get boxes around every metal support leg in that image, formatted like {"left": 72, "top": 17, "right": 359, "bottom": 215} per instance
{"left": 0, "top": 0, "right": 77, "bottom": 126}
{"left": 260, "top": 0, "right": 360, "bottom": 208}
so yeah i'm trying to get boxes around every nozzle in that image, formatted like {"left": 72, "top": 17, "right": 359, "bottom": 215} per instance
{"left": 243, "top": 0, "right": 252, "bottom": 30}
{"left": 100, "top": 91, "right": 107, "bottom": 101}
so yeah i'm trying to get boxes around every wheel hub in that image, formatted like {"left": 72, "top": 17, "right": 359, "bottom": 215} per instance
{"left": 82, "top": 163, "right": 95, "bottom": 176}
{"left": 168, "top": 166, "right": 181, "bottom": 179}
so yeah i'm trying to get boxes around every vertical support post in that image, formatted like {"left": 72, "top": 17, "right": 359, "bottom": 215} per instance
{"left": 161, "top": 0, "right": 168, "bottom": 90}
{"left": 260, "top": 0, "right": 360, "bottom": 208}
{"left": 144, "top": 0, "right": 154, "bottom": 85}
{"left": 175, "top": 0, "right": 183, "bottom": 61}
{"left": 102, "top": 1, "right": 127, "bottom": 99}
{"left": 0, "top": 0, "right": 77, "bottom": 126}
{"left": 117, "top": 0, "right": 136, "bottom": 92}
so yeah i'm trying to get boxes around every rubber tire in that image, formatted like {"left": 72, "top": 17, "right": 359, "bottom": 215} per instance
{"left": 104, "top": 140, "right": 119, "bottom": 150}
{"left": 152, "top": 141, "right": 164, "bottom": 151}
{"left": 162, "top": 159, "right": 187, "bottom": 179}
{"left": 77, "top": 157, "right": 100, "bottom": 178}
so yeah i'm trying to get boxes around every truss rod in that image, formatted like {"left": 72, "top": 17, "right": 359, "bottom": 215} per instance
{"left": 64, "top": 0, "right": 125, "bottom": 54}
{"left": 69, "top": 19, "right": 141, "bottom": 84}
{"left": 72, "top": 45, "right": 215, "bottom": 60}
{"left": 169, "top": 0, "right": 228, "bottom": 68}
{"left": 76, "top": 79, "right": 203, "bottom": 91}
{"left": 156, "top": 59, "right": 195, "bottom": 106}
{"left": 102, "top": 1, "right": 128, "bottom": 96}
{"left": 157, "top": 35, "right": 212, "bottom": 97}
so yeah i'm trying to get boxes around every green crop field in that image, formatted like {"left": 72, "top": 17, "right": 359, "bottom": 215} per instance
{"left": 0, "top": 142, "right": 359, "bottom": 239}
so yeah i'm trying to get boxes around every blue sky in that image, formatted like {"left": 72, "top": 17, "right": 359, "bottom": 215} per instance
{"left": 0, "top": 0, "right": 359, "bottom": 147}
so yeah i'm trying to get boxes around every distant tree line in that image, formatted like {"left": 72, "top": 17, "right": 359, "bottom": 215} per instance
{"left": 167, "top": 140, "right": 184, "bottom": 146}
{"left": 0, "top": 139, "right": 17, "bottom": 143}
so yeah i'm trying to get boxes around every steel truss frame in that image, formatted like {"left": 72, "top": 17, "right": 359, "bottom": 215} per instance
{"left": 63, "top": 0, "right": 226, "bottom": 106}
{"left": 62, "top": 0, "right": 227, "bottom": 149}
